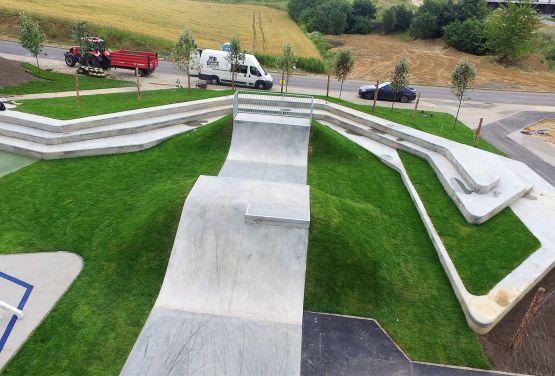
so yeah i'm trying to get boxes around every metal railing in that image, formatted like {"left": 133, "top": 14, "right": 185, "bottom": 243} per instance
{"left": 233, "top": 90, "right": 314, "bottom": 119}
{"left": 0, "top": 300, "right": 23, "bottom": 319}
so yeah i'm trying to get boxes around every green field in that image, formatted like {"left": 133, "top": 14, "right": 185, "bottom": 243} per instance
{"left": 0, "top": 63, "right": 132, "bottom": 95}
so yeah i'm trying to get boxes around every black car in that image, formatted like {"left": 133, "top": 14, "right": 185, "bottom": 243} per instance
{"left": 358, "top": 82, "right": 417, "bottom": 103}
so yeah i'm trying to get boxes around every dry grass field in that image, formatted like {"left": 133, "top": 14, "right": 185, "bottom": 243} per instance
{"left": 0, "top": 0, "right": 320, "bottom": 57}
{"left": 329, "top": 34, "right": 555, "bottom": 91}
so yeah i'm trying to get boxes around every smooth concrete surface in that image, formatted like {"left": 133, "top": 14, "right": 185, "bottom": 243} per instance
{"left": 0, "top": 252, "right": 83, "bottom": 370}
{"left": 121, "top": 105, "right": 311, "bottom": 375}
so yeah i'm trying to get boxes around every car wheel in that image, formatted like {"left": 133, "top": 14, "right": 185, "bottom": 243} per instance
{"left": 65, "top": 56, "right": 76, "bottom": 67}
{"left": 364, "top": 92, "right": 375, "bottom": 100}
{"left": 400, "top": 95, "right": 409, "bottom": 103}
{"left": 210, "top": 76, "right": 220, "bottom": 85}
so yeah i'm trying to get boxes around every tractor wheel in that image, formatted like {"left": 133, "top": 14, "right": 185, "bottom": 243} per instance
{"left": 87, "top": 58, "right": 99, "bottom": 68}
{"left": 65, "top": 56, "right": 76, "bottom": 67}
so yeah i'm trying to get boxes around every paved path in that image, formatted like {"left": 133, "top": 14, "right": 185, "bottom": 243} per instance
{"left": 2, "top": 39, "right": 555, "bottom": 106}
{"left": 482, "top": 111, "right": 555, "bottom": 187}
{"left": 302, "top": 312, "right": 520, "bottom": 376}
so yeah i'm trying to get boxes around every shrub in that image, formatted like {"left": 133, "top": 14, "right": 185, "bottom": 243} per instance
{"left": 300, "top": 0, "right": 351, "bottom": 35}
{"left": 443, "top": 19, "right": 489, "bottom": 55}
{"left": 409, "top": 0, "right": 458, "bottom": 39}
{"left": 288, "top": 0, "right": 324, "bottom": 22}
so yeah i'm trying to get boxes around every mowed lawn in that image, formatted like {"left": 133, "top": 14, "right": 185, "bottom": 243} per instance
{"left": 1, "top": 116, "right": 491, "bottom": 374}
{"left": 0, "top": 0, "right": 320, "bottom": 57}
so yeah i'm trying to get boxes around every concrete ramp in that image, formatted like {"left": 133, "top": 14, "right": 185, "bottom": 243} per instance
{"left": 121, "top": 92, "right": 313, "bottom": 375}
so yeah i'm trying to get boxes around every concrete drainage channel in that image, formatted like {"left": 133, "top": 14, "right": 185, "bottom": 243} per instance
{"left": 1, "top": 93, "right": 554, "bottom": 367}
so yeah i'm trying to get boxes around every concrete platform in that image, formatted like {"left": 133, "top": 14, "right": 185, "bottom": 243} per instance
{"left": 0, "top": 252, "right": 82, "bottom": 370}
{"left": 121, "top": 97, "right": 312, "bottom": 375}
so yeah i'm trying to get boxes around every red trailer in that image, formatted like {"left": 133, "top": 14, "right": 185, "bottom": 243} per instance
{"left": 64, "top": 38, "right": 159, "bottom": 76}
{"left": 110, "top": 50, "right": 158, "bottom": 76}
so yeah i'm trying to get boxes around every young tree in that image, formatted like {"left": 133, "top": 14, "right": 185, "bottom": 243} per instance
{"left": 173, "top": 26, "right": 198, "bottom": 94}
{"left": 485, "top": 0, "right": 541, "bottom": 62}
{"left": 324, "top": 54, "right": 335, "bottom": 97}
{"left": 277, "top": 42, "right": 296, "bottom": 93}
{"left": 72, "top": 20, "right": 92, "bottom": 66}
{"left": 225, "top": 37, "right": 246, "bottom": 90}
{"left": 18, "top": 13, "right": 45, "bottom": 69}
{"left": 389, "top": 56, "right": 409, "bottom": 111}
{"left": 334, "top": 49, "right": 354, "bottom": 99}
{"left": 450, "top": 59, "right": 476, "bottom": 129}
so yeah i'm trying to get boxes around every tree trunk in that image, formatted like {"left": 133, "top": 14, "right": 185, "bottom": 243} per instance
{"left": 232, "top": 65, "right": 236, "bottom": 90}
{"left": 280, "top": 71, "right": 285, "bottom": 93}
{"left": 454, "top": 95, "right": 463, "bottom": 129}
{"left": 339, "top": 79, "right": 344, "bottom": 99}
{"left": 187, "top": 68, "right": 191, "bottom": 94}
{"left": 286, "top": 71, "right": 290, "bottom": 93}
{"left": 326, "top": 73, "right": 330, "bottom": 97}
{"left": 36, "top": 55, "right": 40, "bottom": 69}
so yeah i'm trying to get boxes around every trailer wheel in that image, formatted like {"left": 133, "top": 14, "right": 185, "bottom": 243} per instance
{"left": 137, "top": 69, "right": 149, "bottom": 77}
{"left": 210, "top": 76, "right": 220, "bottom": 85}
{"left": 65, "top": 55, "right": 76, "bottom": 67}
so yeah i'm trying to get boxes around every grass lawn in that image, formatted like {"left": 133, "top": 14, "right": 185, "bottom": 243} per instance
{"left": 13, "top": 88, "right": 234, "bottom": 119}
{"left": 399, "top": 151, "right": 540, "bottom": 295}
{"left": 0, "top": 63, "right": 132, "bottom": 95}
{"left": 1, "top": 116, "right": 491, "bottom": 374}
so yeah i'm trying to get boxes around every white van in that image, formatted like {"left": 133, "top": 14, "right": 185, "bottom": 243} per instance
{"left": 196, "top": 49, "right": 273, "bottom": 90}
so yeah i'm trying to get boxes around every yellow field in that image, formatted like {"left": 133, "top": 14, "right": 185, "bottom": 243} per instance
{"left": 0, "top": 0, "right": 320, "bottom": 57}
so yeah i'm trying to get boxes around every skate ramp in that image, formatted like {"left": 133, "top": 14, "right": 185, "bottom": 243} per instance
{"left": 121, "top": 92, "right": 313, "bottom": 375}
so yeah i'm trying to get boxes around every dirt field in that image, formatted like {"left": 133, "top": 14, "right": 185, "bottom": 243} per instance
{"left": 0, "top": 56, "right": 35, "bottom": 88}
{"left": 480, "top": 268, "right": 555, "bottom": 375}
{"left": 328, "top": 34, "right": 555, "bottom": 91}
{"left": 0, "top": 0, "right": 319, "bottom": 57}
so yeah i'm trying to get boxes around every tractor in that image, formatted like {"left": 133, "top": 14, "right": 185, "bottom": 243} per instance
{"left": 64, "top": 37, "right": 111, "bottom": 69}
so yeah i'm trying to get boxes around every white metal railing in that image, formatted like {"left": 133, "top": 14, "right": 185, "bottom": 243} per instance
{"left": 0, "top": 300, "right": 23, "bottom": 318}
{"left": 233, "top": 90, "right": 314, "bottom": 119}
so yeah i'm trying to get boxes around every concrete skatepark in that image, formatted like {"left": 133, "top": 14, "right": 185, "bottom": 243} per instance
{"left": 0, "top": 91, "right": 554, "bottom": 374}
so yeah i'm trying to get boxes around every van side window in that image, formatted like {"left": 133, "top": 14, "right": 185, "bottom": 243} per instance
{"left": 250, "top": 66, "right": 261, "bottom": 76}
{"left": 232, "top": 64, "right": 248, "bottom": 74}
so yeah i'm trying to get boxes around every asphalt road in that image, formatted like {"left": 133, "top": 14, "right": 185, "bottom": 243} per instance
{"left": 1, "top": 39, "right": 554, "bottom": 106}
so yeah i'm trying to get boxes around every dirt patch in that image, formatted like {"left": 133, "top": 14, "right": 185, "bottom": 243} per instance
{"left": 327, "top": 34, "right": 555, "bottom": 91}
{"left": 479, "top": 268, "right": 555, "bottom": 375}
{"left": 0, "top": 56, "right": 36, "bottom": 88}
{"left": 513, "top": 54, "right": 550, "bottom": 71}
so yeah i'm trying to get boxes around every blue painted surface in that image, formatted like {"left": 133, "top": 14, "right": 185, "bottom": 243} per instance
{"left": 0, "top": 271, "right": 33, "bottom": 352}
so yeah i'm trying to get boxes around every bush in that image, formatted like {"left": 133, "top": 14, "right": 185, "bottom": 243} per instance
{"left": 455, "top": 0, "right": 489, "bottom": 21}
{"left": 409, "top": 0, "right": 458, "bottom": 39}
{"left": 300, "top": 0, "right": 351, "bottom": 35}
{"left": 288, "top": 0, "right": 324, "bottom": 22}
{"left": 443, "top": 18, "right": 489, "bottom": 55}
{"left": 346, "top": 0, "right": 377, "bottom": 34}
{"left": 382, "top": 8, "right": 397, "bottom": 35}
{"left": 382, "top": 5, "right": 413, "bottom": 35}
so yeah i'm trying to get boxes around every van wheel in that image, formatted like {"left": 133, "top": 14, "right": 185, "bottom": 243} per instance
{"left": 256, "top": 82, "right": 266, "bottom": 90}
{"left": 210, "top": 76, "right": 220, "bottom": 85}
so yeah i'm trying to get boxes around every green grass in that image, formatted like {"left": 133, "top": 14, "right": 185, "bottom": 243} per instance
{"left": 305, "top": 122, "right": 489, "bottom": 367}
{"left": 399, "top": 151, "right": 540, "bottom": 295}
{"left": 0, "top": 63, "right": 133, "bottom": 95}
{"left": 14, "top": 88, "right": 234, "bottom": 119}
{"left": 319, "top": 96, "right": 503, "bottom": 155}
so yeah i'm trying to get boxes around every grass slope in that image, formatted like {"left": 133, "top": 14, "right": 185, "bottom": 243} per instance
{"left": 0, "top": 63, "right": 132, "bottom": 95}
{"left": 305, "top": 122, "right": 489, "bottom": 367}
{"left": 14, "top": 88, "right": 234, "bottom": 119}
{"left": 399, "top": 151, "right": 540, "bottom": 295}
{"left": 0, "top": 117, "right": 491, "bottom": 374}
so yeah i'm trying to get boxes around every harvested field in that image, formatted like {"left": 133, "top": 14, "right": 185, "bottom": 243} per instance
{"left": 0, "top": 56, "right": 35, "bottom": 88}
{"left": 0, "top": 0, "right": 319, "bottom": 57}
{"left": 328, "top": 34, "right": 555, "bottom": 91}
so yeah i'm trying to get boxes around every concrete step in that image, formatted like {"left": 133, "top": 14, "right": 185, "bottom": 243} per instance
{"left": 316, "top": 102, "right": 501, "bottom": 193}
{"left": 317, "top": 115, "right": 532, "bottom": 224}
{"left": 0, "top": 106, "right": 230, "bottom": 145}
{"left": 0, "top": 116, "right": 223, "bottom": 159}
